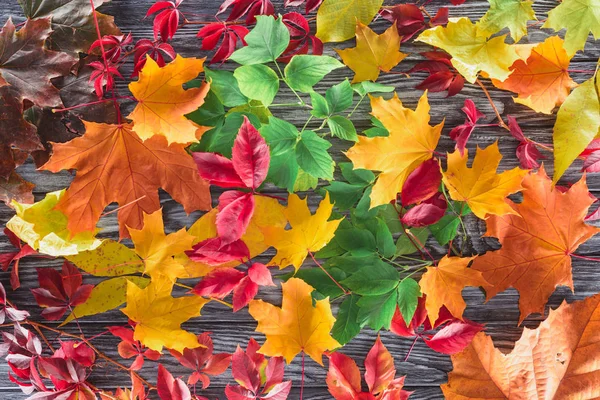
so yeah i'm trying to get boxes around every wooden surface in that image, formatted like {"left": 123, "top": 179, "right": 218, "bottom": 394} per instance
{"left": 1, "top": 0, "right": 599, "bottom": 398}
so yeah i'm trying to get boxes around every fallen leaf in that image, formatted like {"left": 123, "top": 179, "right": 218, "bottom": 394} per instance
{"left": 346, "top": 92, "right": 443, "bottom": 208}
{"left": 128, "top": 55, "right": 210, "bottom": 144}
{"left": 157, "top": 364, "right": 192, "bottom": 400}
{"left": 492, "top": 36, "right": 577, "bottom": 114}
{"left": 0, "top": 172, "right": 34, "bottom": 207}
{"left": 419, "top": 256, "right": 488, "bottom": 324}
{"left": 442, "top": 142, "right": 528, "bottom": 219}
{"left": 41, "top": 122, "right": 210, "bottom": 237}
{"left": 263, "top": 193, "right": 343, "bottom": 271}
{"left": 336, "top": 22, "right": 407, "bottom": 83}
{"left": 416, "top": 17, "right": 519, "bottom": 83}
{"left": 121, "top": 276, "right": 210, "bottom": 352}
{"left": 315, "top": 0, "right": 384, "bottom": 43}
{"left": 472, "top": 167, "right": 599, "bottom": 321}
{"left": 476, "top": 0, "right": 535, "bottom": 42}
{"left": 443, "top": 294, "right": 600, "bottom": 398}
{"left": 248, "top": 277, "right": 339, "bottom": 364}
{"left": 543, "top": 0, "right": 600, "bottom": 56}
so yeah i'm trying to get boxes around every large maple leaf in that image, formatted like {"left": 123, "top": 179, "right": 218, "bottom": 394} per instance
{"left": 248, "top": 278, "right": 339, "bottom": 365}
{"left": 335, "top": 21, "right": 407, "bottom": 83}
{"left": 0, "top": 18, "right": 75, "bottom": 108}
{"left": 41, "top": 122, "right": 211, "bottom": 237}
{"left": 492, "top": 36, "right": 577, "bottom": 114}
{"left": 442, "top": 142, "right": 528, "bottom": 219}
{"left": 472, "top": 167, "right": 600, "bottom": 322}
{"left": 128, "top": 55, "right": 210, "bottom": 144}
{"left": 262, "top": 193, "right": 343, "bottom": 271}
{"left": 18, "top": 0, "right": 122, "bottom": 55}
{"left": 543, "top": 0, "right": 600, "bottom": 56}
{"left": 128, "top": 209, "right": 195, "bottom": 282}
{"left": 345, "top": 91, "right": 442, "bottom": 208}
{"left": 121, "top": 277, "right": 210, "bottom": 353}
{"left": 443, "top": 293, "right": 600, "bottom": 398}
{"left": 416, "top": 17, "right": 519, "bottom": 83}
{"left": 419, "top": 256, "right": 488, "bottom": 324}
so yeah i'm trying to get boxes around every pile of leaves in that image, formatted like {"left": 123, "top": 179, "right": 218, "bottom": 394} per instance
{"left": 1, "top": 0, "right": 600, "bottom": 398}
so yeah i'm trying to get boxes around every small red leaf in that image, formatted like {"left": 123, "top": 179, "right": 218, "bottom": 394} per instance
{"left": 364, "top": 336, "right": 395, "bottom": 395}
{"left": 400, "top": 197, "right": 446, "bottom": 227}
{"left": 193, "top": 152, "right": 246, "bottom": 188}
{"left": 186, "top": 237, "right": 251, "bottom": 266}
{"left": 232, "top": 277, "right": 259, "bottom": 312}
{"left": 217, "top": 191, "right": 255, "bottom": 245}
{"left": 247, "top": 263, "right": 275, "bottom": 286}
{"left": 423, "top": 320, "right": 484, "bottom": 354}
{"left": 233, "top": 117, "right": 270, "bottom": 189}
{"left": 231, "top": 346, "right": 261, "bottom": 393}
{"left": 401, "top": 159, "right": 442, "bottom": 206}
{"left": 326, "top": 352, "right": 362, "bottom": 400}
{"left": 192, "top": 268, "right": 246, "bottom": 298}
{"left": 157, "top": 364, "right": 192, "bottom": 400}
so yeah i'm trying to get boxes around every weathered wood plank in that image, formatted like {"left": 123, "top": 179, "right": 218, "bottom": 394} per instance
{"left": 1, "top": 0, "right": 599, "bottom": 398}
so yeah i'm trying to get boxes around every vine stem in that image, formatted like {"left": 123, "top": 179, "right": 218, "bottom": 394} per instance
{"left": 174, "top": 282, "right": 234, "bottom": 308}
{"left": 404, "top": 335, "right": 420, "bottom": 362}
{"left": 571, "top": 254, "right": 600, "bottom": 262}
{"left": 300, "top": 351, "right": 305, "bottom": 400}
{"left": 53, "top": 99, "right": 113, "bottom": 113}
{"left": 475, "top": 78, "right": 509, "bottom": 130}
{"left": 405, "top": 229, "right": 437, "bottom": 265}
{"left": 308, "top": 251, "right": 349, "bottom": 295}
{"left": 396, "top": 206, "right": 427, "bottom": 261}
{"left": 100, "top": 196, "right": 147, "bottom": 218}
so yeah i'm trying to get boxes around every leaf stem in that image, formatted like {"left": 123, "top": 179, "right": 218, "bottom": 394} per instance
{"left": 300, "top": 351, "right": 305, "bottom": 400}
{"left": 274, "top": 60, "right": 306, "bottom": 107}
{"left": 475, "top": 78, "right": 509, "bottom": 130}
{"left": 308, "top": 251, "right": 349, "bottom": 295}
{"left": 403, "top": 335, "right": 420, "bottom": 362}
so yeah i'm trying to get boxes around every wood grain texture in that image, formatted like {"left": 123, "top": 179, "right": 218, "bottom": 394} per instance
{"left": 0, "top": 0, "right": 599, "bottom": 398}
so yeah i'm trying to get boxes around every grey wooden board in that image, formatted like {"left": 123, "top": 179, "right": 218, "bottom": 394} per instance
{"left": 0, "top": 0, "right": 599, "bottom": 398}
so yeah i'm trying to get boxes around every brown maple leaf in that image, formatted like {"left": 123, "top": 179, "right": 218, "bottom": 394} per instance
{"left": 0, "top": 172, "right": 34, "bottom": 207}
{"left": 0, "top": 18, "right": 75, "bottom": 108}
{"left": 472, "top": 167, "right": 600, "bottom": 322}
{"left": 443, "top": 293, "right": 600, "bottom": 398}
{"left": 41, "top": 122, "right": 211, "bottom": 237}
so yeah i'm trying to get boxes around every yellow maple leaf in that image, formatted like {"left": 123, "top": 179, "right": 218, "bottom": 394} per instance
{"left": 442, "top": 142, "right": 528, "bottom": 219}
{"left": 416, "top": 17, "right": 520, "bottom": 83}
{"left": 121, "top": 277, "right": 209, "bottom": 352}
{"left": 176, "top": 196, "right": 287, "bottom": 277}
{"left": 336, "top": 22, "right": 407, "bottom": 83}
{"left": 263, "top": 193, "right": 343, "bottom": 271}
{"left": 128, "top": 209, "right": 195, "bottom": 282}
{"left": 345, "top": 92, "right": 442, "bottom": 208}
{"left": 128, "top": 55, "right": 210, "bottom": 144}
{"left": 492, "top": 36, "right": 577, "bottom": 114}
{"left": 248, "top": 277, "right": 339, "bottom": 364}
{"left": 419, "top": 256, "right": 488, "bottom": 324}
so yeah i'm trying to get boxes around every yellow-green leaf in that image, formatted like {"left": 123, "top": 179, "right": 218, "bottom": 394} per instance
{"left": 315, "top": 0, "right": 384, "bottom": 43}
{"left": 543, "top": 0, "right": 600, "bottom": 56}
{"left": 477, "top": 0, "right": 536, "bottom": 43}
{"left": 66, "top": 240, "right": 144, "bottom": 277}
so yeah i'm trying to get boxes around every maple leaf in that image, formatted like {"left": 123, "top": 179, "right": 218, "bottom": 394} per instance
{"left": 128, "top": 209, "right": 195, "bottom": 282}
{"left": 178, "top": 196, "right": 287, "bottom": 277}
{"left": 31, "top": 261, "right": 94, "bottom": 321}
{"left": 128, "top": 55, "right": 210, "bottom": 144}
{"left": 492, "top": 36, "right": 577, "bottom": 114}
{"left": 442, "top": 142, "right": 528, "bottom": 219}
{"left": 121, "top": 277, "right": 210, "bottom": 352}
{"left": 476, "top": 0, "right": 535, "bottom": 43}
{"left": 170, "top": 332, "right": 231, "bottom": 387}
{"left": 443, "top": 294, "right": 600, "bottom": 398}
{"left": 0, "top": 18, "right": 75, "bottom": 108}
{"left": 472, "top": 167, "right": 600, "bottom": 322}
{"left": 0, "top": 172, "right": 34, "bottom": 209}
{"left": 6, "top": 190, "right": 103, "bottom": 257}
{"left": 315, "top": 0, "right": 384, "bottom": 43}
{"left": 326, "top": 336, "right": 411, "bottom": 400}
{"left": 41, "top": 122, "right": 210, "bottom": 237}
{"left": 416, "top": 17, "right": 519, "bottom": 83}
{"left": 248, "top": 277, "right": 339, "bottom": 364}
{"left": 419, "top": 256, "right": 488, "bottom": 324}
{"left": 336, "top": 22, "right": 407, "bottom": 83}
{"left": 262, "top": 193, "right": 343, "bottom": 271}
{"left": 345, "top": 91, "right": 443, "bottom": 208}
{"left": 543, "top": 0, "right": 600, "bottom": 56}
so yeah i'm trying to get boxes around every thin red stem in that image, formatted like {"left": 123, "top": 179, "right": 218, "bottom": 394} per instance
{"left": 300, "top": 351, "right": 305, "bottom": 400}
{"left": 476, "top": 78, "right": 509, "bottom": 130}
{"left": 571, "top": 253, "right": 600, "bottom": 262}
{"left": 308, "top": 251, "right": 349, "bottom": 295}
{"left": 404, "top": 335, "right": 419, "bottom": 362}
{"left": 397, "top": 207, "right": 427, "bottom": 261}
{"left": 53, "top": 99, "right": 113, "bottom": 113}
{"left": 405, "top": 229, "right": 437, "bottom": 265}
{"left": 568, "top": 69, "right": 597, "bottom": 74}
{"left": 100, "top": 195, "right": 147, "bottom": 218}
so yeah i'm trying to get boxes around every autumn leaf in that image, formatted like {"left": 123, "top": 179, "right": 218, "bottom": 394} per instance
{"left": 416, "top": 17, "right": 520, "bottom": 83}
{"left": 472, "top": 168, "right": 600, "bottom": 322}
{"left": 41, "top": 122, "right": 210, "bottom": 237}
{"left": 262, "top": 193, "right": 343, "bottom": 271}
{"left": 315, "top": 0, "right": 384, "bottom": 43}
{"left": 121, "top": 277, "right": 210, "bottom": 352}
{"left": 336, "top": 22, "right": 407, "bottom": 83}
{"left": 443, "top": 294, "right": 600, "bottom": 398}
{"left": 419, "top": 256, "right": 488, "bottom": 324}
{"left": 552, "top": 77, "right": 600, "bottom": 182}
{"left": 442, "top": 142, "right": 528, "bottom": 219}
{"left": 0, "top": 18, "right": 75, "bottom": 108}
{"left": 128, "top": 55, "right": 210, "bottom": 144}
{"left": 0, "top": 172, "right": 34, "bottom": 207}
{"left": 476, "top": 0, "right": 535, "bottom": 42}
{"left": 543, "top": 0, "right": 600, "bottom": 56}
{"left": 248, "top": 277, "right": 339, "bottom": 364}
{"left": 128, "top": 209, "right": 195, "bottom": 281}
{"left": 492, "top": 36, "right": 577, "bottom": 114}
{"left": 176, "top": 196, "right": 287, "bottom": 277}
{"left": 6, "top": 190, "right": 103, "bottom": 256}
{"left": 345, "top": 91, "right": 443, "bottom": 208}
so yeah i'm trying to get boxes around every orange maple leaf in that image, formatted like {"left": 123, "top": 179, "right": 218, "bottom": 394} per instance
{"left": 492, "top": 36, "right": 577, "bottom": 114}
{"left": 472, "top": 167, "right": 599, "bottom": 322}
{"left": 443, "top": 294, "right": 600, "bottom": 399}
{"left": 41, "top": 122, "right": 211, "bottom": 237}
{"left": 128, "top": 55, "right": 210, "bottom": 144}
{"left": 419, "top": 255, "right": 488, "bottom": 324}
